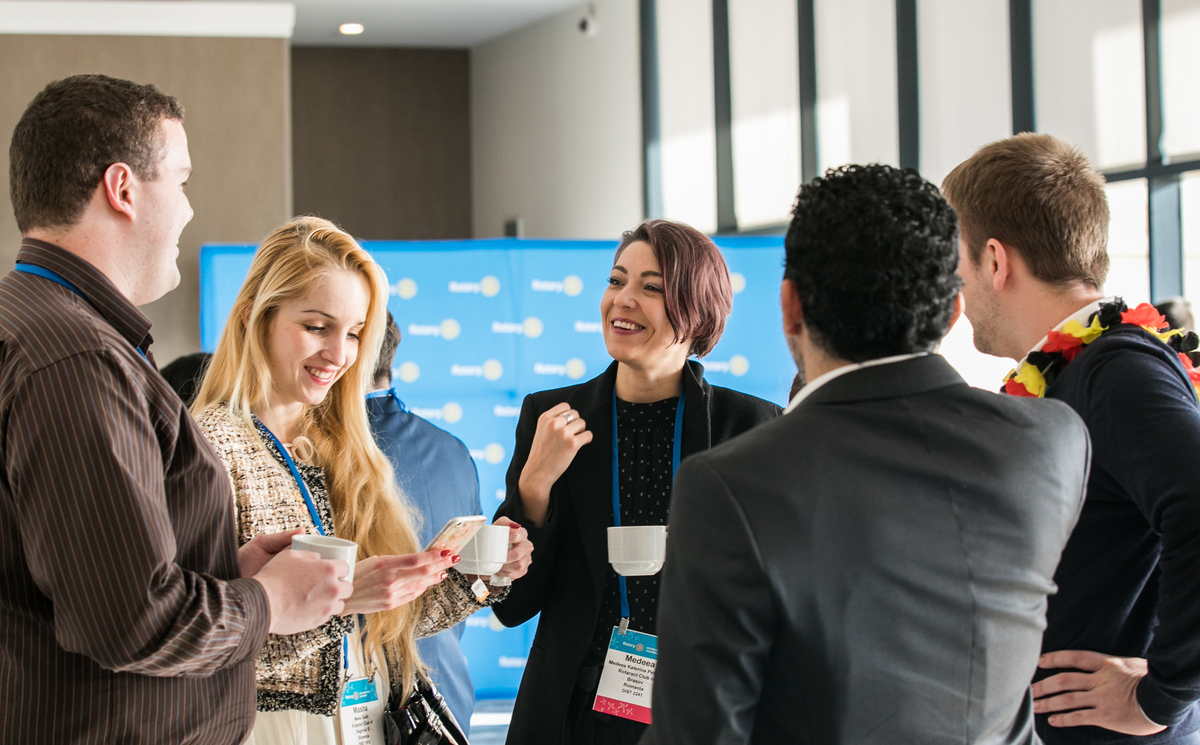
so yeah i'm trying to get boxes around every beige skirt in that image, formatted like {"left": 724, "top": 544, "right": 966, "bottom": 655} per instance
{"left": 245, "top": 710, "right": 337, "bottom": 745}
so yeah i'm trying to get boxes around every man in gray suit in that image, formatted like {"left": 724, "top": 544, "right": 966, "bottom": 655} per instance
{"left": 641, "top": 164, "right": 1092, "bottom": 744}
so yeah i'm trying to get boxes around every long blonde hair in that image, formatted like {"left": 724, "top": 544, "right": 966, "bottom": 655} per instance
{"left": 193, "top": 216, "right": 425, "bottom": 696}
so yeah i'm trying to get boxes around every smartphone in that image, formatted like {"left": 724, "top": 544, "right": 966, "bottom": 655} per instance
{"left": 424, "top": 516, "right": 487, "bottom": 554}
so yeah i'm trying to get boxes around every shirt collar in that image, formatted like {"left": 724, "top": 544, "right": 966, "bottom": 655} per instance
{"left": 16, "top": 238, "right": 155, "bottom": 354}
{"left": 365, "top": 387, "right": 407, "bottom": 411}
{"left": 1013, "top": 297, "right": 1116, "bottom": 369}
{"left": 784, "top": 352, "right": 928, "bottom": 414}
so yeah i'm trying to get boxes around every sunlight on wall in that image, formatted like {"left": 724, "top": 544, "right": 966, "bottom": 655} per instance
{"left": 1091, "top": 24, "right": 1146, "bottom": 169}
{"left": 1162, "top": 0, "right": 1200, "bottom": 158}
{"left": 729, "top": 0, "right": 800, "bottom": 228}
{"left": 1182, "top": 173, "right": 1200, "bottom": 313}
{"left": 1104, "top": 179, "right": 1150, "bottom": 305}
{"left": 658, "top": 0, "right": 717, "bottom": 232}
{"left": 815, "top": 0, "right": 898, "bottom": 171}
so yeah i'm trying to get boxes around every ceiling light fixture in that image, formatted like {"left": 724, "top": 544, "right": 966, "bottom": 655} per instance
{"left": 339, "top": 23, "right": 364, "bottom": 35}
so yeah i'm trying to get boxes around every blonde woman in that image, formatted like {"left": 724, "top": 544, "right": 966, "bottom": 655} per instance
{"left": 193, "top": 217, "right": 532, "bottom": 744}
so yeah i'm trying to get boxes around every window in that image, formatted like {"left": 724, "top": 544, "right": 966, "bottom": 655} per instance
{"left": 917, "top": 0, "right": 1012, "bottom": 186}
{"left": 1162, "top": 0, "right": 1200, "bottom": 160}
{"left": 728, "top": 0, "right": 801, "bottom": 229}
{"left": 657, "top": 0, "right": 718, "bottom": 232}
{"left": 814, "top": 0, "right": 899, "bottom": 170}
{"left": 1182, "top": 172, "right": 1200, "bottom": 316}
{"left": 1034, "top": 0, "right": 1146, "bottom": 171}
{"left": 1104, "top": 179, "right": 1151, "bottom": 304}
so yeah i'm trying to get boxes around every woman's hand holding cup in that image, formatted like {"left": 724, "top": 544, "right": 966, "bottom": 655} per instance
{"left": 491, "top": 517, "right": 533, "bottom": 581}
{"left": 518, "top": 402, "right": 592, "bottom": 527}
{"left": 341, "top": 549, "right": 457, "bottom": 615}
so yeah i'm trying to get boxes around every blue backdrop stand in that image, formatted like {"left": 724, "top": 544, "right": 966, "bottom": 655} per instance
{"left": 199, "top": 235, "right": 791, "bottom": 699}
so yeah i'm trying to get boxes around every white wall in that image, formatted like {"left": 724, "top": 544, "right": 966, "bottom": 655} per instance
{"left": 1162, "top": 0, "right": 1200, "bottom": 158}
{"left": 657, "top": 0, "right": 717, "bottom": 233}
{"left": 471, "top": 0, "right": 642, "bottom": 239}
{"left": 814, "top": 0, "right": 899, "bottom": 171}
{"left": 917, "top": 0, "right": 1011, "bottom": 187}
{"left": 729, "top": 0, "right": 800, "bottom": 229}
{"left": 1034, "top": 0, "right": 1145, "bottom": 171}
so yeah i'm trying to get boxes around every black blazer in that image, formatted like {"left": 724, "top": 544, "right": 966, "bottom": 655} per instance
{"left": 493, "top": 359, "right": 780, "bottom": 745}
{"left": 641, "top": 355, "right": 1091, "bottom": 745}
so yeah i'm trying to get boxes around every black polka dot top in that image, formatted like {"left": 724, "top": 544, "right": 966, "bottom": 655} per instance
{"left": 588, "top": 395, "right": 679, "bottom": 664}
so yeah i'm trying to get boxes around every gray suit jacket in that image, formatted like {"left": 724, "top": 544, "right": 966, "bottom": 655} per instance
{"left": 641, "top": 354, "right": 1090, "bottom": 745}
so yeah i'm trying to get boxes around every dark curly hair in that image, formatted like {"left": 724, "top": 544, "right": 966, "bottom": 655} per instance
{"left": 784, "top": 164, "right": 961, "bottom": 362}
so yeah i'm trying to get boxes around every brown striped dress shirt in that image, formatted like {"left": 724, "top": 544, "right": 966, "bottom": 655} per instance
{"left": 0, "top": 240, "right": 270, "bottom": 744}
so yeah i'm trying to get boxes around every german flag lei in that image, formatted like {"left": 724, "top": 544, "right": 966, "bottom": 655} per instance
{"left": 1003, "top": 298, "right": 1200, "bottom": 400}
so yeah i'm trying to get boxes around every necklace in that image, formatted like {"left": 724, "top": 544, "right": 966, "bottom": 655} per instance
{"left": 1002, "top": 299, "right": 1200, "bottom": 399}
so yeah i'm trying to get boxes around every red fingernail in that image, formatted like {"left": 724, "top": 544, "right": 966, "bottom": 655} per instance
{"left": 440, "top": 572, "right": 448, "bottom": 580}
{"left": 451, "top": 555, "right": 461, "bottom": 564}
{"left": 441, "top": 550, "right": 452, "bottom": 557}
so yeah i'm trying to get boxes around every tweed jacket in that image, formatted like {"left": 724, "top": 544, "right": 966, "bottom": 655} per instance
{"left": 195, "top": 402, "right": 501, "bottom": 716}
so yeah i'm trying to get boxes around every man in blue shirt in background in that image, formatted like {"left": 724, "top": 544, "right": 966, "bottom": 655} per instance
{"left": 368, "top": 312, "right": 483, "bottom": 733}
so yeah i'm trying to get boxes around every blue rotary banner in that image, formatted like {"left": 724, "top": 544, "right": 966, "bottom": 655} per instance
{"left": 199, "top": 235, "right": 792, "bottom": 698}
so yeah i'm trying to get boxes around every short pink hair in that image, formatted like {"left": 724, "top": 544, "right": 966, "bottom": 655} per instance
{"left": 615, "top": 220, "right": 733, "bottom": 357}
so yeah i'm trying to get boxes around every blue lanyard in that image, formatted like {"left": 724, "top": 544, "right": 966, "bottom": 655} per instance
{"left": 611, "top": 386, "right": 685, "bottom": 628}
{"left": 258, "top": 423, "right": 326, "bottom": 536}
{"left": 343, "top": 614, "right": 370, "bottom": 674}
{"left": 14, "top": 263, "right": 149, "bottom": 362}
{"left": 365, "top": 387, "right": 406, "bottom": 411}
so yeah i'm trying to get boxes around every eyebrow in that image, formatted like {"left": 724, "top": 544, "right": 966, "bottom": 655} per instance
{"left": 298, "top": 311, "right": 364, "bottom": 328}
{"left": 611, "top": 265, "right": 662, "bottom": 278}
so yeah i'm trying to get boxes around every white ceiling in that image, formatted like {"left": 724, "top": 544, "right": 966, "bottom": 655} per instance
{"left": 11, "top": 0, "right": 589, "bottom": 47}
{"left": 224, "top": 0, "right": 586, "bottom": 47}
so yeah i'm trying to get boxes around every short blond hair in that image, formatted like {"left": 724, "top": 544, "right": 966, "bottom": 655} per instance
{"left": 942, "top": 133, "right": 1110, "bottom": 289}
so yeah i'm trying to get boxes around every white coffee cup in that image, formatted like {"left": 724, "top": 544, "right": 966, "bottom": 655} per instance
{"left": 457, "top": 524, "right": 509, "bottom": 576}
{"left": 607, "top": 526, "right": 667, "bottom": 576}
{"left": 291, "top": 534, "right": 358, "bottom": 583}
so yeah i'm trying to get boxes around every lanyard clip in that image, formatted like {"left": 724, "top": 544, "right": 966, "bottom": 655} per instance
{"left": 618, "top": 617, "right": 629, "bottom": 635}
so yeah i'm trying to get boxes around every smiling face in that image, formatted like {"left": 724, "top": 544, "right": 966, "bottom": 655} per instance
{"left": 601, "top": 240, "right": 690, "bottom": 372}
{"left": 129, "top": 118, "right": 193, "bottom": 305}
{"left": 265, "top": 268, "right": 371, "bottom": 409}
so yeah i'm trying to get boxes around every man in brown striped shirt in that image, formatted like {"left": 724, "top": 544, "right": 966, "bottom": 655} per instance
{"left": 0, "top": 76, "right": 353, "bottom": 743}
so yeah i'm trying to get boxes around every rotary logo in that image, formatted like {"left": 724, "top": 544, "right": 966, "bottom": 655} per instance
{"left": 448, "top": 275, "right": 501, "bottom": 297}
{"left": 530, "top": 275, "right": 584, "bottom": 297}
{"left": 491, "top": 317, "right": 543, "bottom": 338}
{"left": 533, "top": 358, "right": 587, "bottom": 380}
{"left": 395, "top": 362, "right": 420, "bottom": 383}
{"left": 702, "top": 355, "right": 749, "bottom": 377}
{"left": 451, "top": 359, "right": 504, "bottom": 381}
{"left": 465, "top": 609, "right": 510, "bottom": 632}
{"left": 409, "top": 402, "right": 463, "bottom": 424}
{"left": 407, "top": 319, "right": 460, "bottom": 340}
{"left": 391, "top": 278, "right": 418, "bottom": 300}
{"left": 469, "top": 443, "right": 507, "bottom": 465}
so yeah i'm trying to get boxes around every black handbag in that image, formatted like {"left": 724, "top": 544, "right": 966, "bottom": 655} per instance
{"left": 383, "top": 676, "right": 470, "bottom": 745}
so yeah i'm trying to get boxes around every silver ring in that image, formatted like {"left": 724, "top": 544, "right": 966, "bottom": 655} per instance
{"left": 561, "top": 412, "right": 576, "bottom": 424}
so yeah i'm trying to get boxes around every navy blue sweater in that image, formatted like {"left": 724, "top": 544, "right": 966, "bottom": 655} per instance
{"left": 1037, "top": 326, "right": 1200, "bottom": 744}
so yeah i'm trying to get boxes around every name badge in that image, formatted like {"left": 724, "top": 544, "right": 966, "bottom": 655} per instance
{"left": 338, "top": 675, "right": 385, "bottom": 745}
{"left": 592, "top": 626, "right": 657, "bottom": 724}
